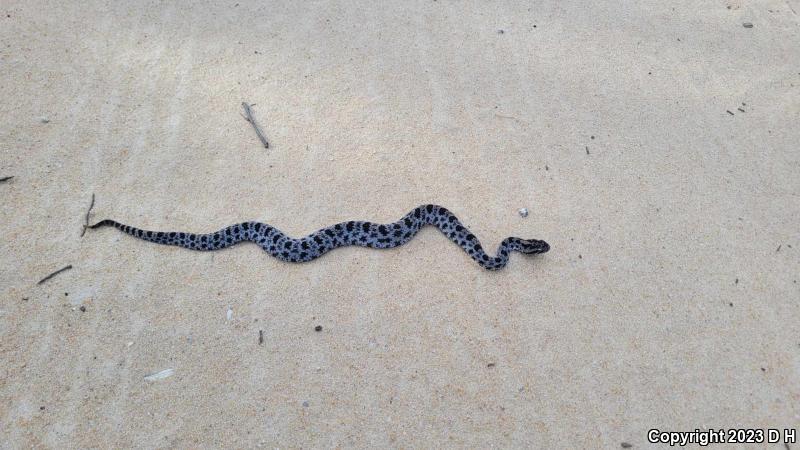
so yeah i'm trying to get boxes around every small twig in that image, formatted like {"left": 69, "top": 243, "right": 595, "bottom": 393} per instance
{"left": 0, "top": 176, "right": 13, "bottom": 183}
{"left": 241, "top": 102, "right": 269, "bottom": 149}
{"left": 37, "top": 265, "right": 73, "bottom": 285}
{"left": 80, "top": 193, "right": 95, "bottom": 237}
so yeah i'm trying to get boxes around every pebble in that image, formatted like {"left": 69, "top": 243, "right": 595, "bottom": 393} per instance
{"left": 518, "top": 208, "right": 529, "bottom": 218}
{"left": 144, "top": 368, "right": 174, "bottom": 381}
{"left": 743, "top": 22, "right": 753, "bottom": 28}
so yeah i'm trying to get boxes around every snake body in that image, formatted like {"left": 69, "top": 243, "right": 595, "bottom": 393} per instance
{"left": 89, "top": 204, "right": 549, "bottom": 270}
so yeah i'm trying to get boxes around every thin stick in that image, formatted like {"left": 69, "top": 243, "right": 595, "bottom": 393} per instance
{"left": 80, "top": 193, "right": 95, "bottom": 237}
{"left": 37, "top": 265, "right": 73, "bottom": 285}
{"left": 0, "top": 176, "right": 13, "bottom": 183}
{"left": 241, "top": 102, "right": 269, "bottom": 149}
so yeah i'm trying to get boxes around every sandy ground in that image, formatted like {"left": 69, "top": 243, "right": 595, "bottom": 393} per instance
{"left": 1, "top": 0, "right": 799, "bottom": 448}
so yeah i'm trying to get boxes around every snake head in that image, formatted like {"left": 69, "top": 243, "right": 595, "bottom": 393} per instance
{"left": 517, "top": 239, "right": 550, "bottom": 254}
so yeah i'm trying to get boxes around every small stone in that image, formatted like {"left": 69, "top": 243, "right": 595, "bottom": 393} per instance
{"left": 144, "top": 368, "right": 174, "bottom": 381}
{"left": 518, "top": 208, "right": 529, "bottom": 218}
{"left": 742, "top": 22, "right": 753, "bottom": 28}
{"left": 621, "top": 443, "right": 632, "bottom": 449}
{"left": 79, "top": 306, "right": 86, "bottom": 312}
{"left": 302, "top": 401, "right": 309, "bottom": 407}
{"left": 314, "top": 325, "right": 322, "bottom": 332}
{"left": 40, "top": 117, "right": 49, "bottom": 124}
{"left": 497, "top": 29, "right": 504, "bottom": 34}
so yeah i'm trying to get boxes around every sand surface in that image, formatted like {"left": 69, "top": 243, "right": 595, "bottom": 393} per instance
{"left": 1, "top": 0, "right": 799, "bottom": 448}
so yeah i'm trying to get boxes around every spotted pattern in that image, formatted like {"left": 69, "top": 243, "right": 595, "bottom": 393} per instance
{"left": 89, "top": 204, "right": 549, "bottom": 270}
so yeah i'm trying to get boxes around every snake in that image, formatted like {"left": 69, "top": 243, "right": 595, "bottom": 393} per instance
{"left": 88, "top": 204, "right": 549, "bottom": 270}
